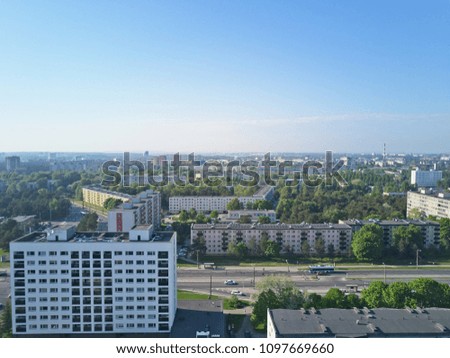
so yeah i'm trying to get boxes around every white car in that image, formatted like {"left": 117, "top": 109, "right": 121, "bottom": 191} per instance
{"left": 231, "top": 290, "right": 244, "bottom": 296}
{"left": 224, "top": 280, "right": 238, "bottom": 285}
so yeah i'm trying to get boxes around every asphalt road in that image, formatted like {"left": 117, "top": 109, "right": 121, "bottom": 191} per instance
{"left": 177, "top": 267, "right": 450, "bottom": 298}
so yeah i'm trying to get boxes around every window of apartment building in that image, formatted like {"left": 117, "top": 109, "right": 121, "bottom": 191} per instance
{"left": 147, "top": 251, "right": 155, "bottom": 256}
{"left": 28, "top": 288, "right": 36, "bottom": 293}
{"left": 114, "top": 251, "right": 123, "bottom": 256}
{"left": 115, "top": 260, "right": 123, "bottom": 265}
{"left": 136, "top": 251, "right": 144, "bottom": 256}
{"left": 60, "top": 251, "right": 68, "bottom": 256}
{"left": 126, "top": 278, "right": 134, "bottom": 283}
{"left": 27, "top": 261, "right": 35, "bottom": 266}
{"left": 125, "top": 260, "right": 133, "bottom": 265}
{"left": 38, "top": 261, "right": 46, "bottom": 266}
{"left": 38, "top": 252, "right": 46, "bottom": 257}
{"left": 125, "top": 251, "right": 133, "bottom": 256}
{"left": 147, "top": 260, "right": 155, "bottom": 265}
{"left": 27, "top": 251, "right": 35, "bottom": 256}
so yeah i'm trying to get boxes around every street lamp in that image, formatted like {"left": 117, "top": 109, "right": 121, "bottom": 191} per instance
{"left": 416, "top": 249, "right": 421, "bottom": 270}
{"left": 382, "top": 262, "right": 386, "bottom": 284}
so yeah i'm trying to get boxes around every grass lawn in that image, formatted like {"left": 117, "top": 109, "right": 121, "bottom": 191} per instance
{"left": 177, "top": 290, "right": 219, "bottom": 301}
{"left": 0, "top": 249, "right": 9, "bottom": 268}
{"left": 223, "top": 298, "right": 251, "bottom": 310}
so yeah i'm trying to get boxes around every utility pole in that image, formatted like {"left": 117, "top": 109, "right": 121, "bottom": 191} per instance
{"left": 253, "top": 266, "right": 256, "bottom": 288}
{"left": 383, "top": 263, "right": 386, "bottom": 284}
{"left": 416, "top": 249, "right": 421, "bottom": 270}
{"left": 209, "top": 274, "right": 212, "bottom": 299}
{"left": 196, "top": 250, "right": 199, "bottom": 269}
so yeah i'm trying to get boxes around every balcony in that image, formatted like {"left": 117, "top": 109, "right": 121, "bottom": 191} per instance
{"left": 14, "top": 262, "right": 24, "bottom": 269}
{"left": 14, "top": 271, "right": 25, "bottom": 278}
{"left": 15, "top": 307, "right": 26, "bottom": 315}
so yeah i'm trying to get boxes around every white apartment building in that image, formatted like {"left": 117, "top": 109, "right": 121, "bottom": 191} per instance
{"left": 82, "top": 186, "right": 132, "bottom": 208}
{"left": 227, "top": 210, "right": 277, "bottom": 222}
{"left": 411, "top": 169, "right": 443, "bottom": 188}
{"left": 10, "top": 224, "right": 177, "bottom": 336}
{"left": 407, "top": 191, "right": 450, "bottom": 219}
{"left": 169, "top": 186, "right": 274, "bottom": 213}
{"left": 191, "top": 223, "right": 352, "bottom": 255}
{"left": 108, "top": 190, "right": 161, "bottom": 232}
{"left": 340, "top": 219, "right": 440, "bottom": 248}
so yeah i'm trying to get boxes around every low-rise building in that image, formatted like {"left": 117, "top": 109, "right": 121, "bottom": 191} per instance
{"left": 82, "top": 186, "right": 132, "bottom": 208}
{"left": 407, "top": 191, "right": 450, "bottom": 219}
{"left": 340, "top": 219, "right": 440, "bottom": 248}
{"left": 267, "top": 308, "right": 450, "bottom": 338}
{"left": 191, "top": 223, "right": 352, "bottom": 255}
{"left": 169, "top": 186, "right": 274, "bottom": 213}
{"left": 227, "top": 210, "right": 276, "bottom": 223}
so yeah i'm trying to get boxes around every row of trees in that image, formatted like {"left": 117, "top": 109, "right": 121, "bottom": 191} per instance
{"left": 251, "top": 276, "right": 450, "bottom": 329}
{"left": 275, "top": 177, "right": 406, "bottom": 224}
{"left": 351, "top": 223, "right": 426, "bottom": 262}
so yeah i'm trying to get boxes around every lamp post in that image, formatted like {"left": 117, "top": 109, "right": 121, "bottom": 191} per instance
{"left": 382, "top": 262, "right": 386, "bottom": 284}
{"left": 416, "top": 249, "right": 421, "bottom": 271}
{"left": 196, "top": 250, "right": 199, "bottom": 269}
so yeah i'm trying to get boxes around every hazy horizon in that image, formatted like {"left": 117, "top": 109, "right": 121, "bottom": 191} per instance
{"left": 1, "top": 1, "right": 449, "bottom": 153}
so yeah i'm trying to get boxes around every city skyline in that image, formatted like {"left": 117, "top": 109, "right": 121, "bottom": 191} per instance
{"left": 1, "top": 1, "right": 449, "bottom": 153}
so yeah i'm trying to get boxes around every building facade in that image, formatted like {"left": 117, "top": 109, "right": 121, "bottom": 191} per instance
{"left": 340, "top": 219, "right": 440, "bottom": 248}
{"left": 82, "top": 186, "right": 132, "bottom": 208}
{"left": 10, "top": 224, "right": 177, "bottom": 336}
{"left": 407, "top": 191, "right": 450, "bottom": 219}
{"left": 5, "top": 156, "right": 20, "bottom": 172}
{"left": 169, "top": 186, "right": 274, "bottom": 213}
{"left": 227, "top": 210, "right": 276, "bottom": 223}
{"left": 108, "top": 190, "right": 161, "bottom": 232}
{"left": 191, "top": 223, "right": 352, "bottom": 255}
{"left": 411, "top": 169, "right": 443, "bottom": 188}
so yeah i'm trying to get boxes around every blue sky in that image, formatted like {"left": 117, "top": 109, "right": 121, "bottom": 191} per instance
{"left": 1, "top": 1, "right": 449, "bottom": 153}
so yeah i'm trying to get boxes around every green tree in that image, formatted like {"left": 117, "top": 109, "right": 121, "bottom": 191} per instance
{"left": 252, "top": 276, "right": 305, "bottom": 327}
{"left": 210, "top": 210, "right": 219, "bottom": 219}
{"left": 251, "top": 289, "right": 280, "bottom": 328}
{"left": 327, "top": 243, "right": 335, "bottom": 258}
{"left": 257, "top": 216, "right": 271, "bottom": 224}
{"left": 226, "top": 198, "right": 242, "bottom": 210}
{"left": 383, "top": 281, "right": 411, "bottom": 308}
{"left": 314, "top": 237, "right": 326, "bottom": 257}
{"left": 0, "top": 299, "right": 12, "bottom": 337}
{"left": 103, "top": 197, "right": 123, "bottom": 210}
{"left": 440, "top": 218, "right": 450, "bottom": 252}
{"left": 392, "top": 225, "right": 423, "bottom": 258}
{"left": 227, "top": 241, "right": 248, "bottom": 258}
{"left": 77, "top": 212, "right": 98, "bottom": 231}
{"left": 264, "top": 241, "right": 280, "bottom": 257}
{"left": 351, "top": 224, "right": 384, "bottom": 261}
{"left": 301, "top": 240, "right": 311, "bottom": 257}
{"left": 321, "top": 288, "right": 347, "bottom": 308}
{"left": 361, "top": 281, "right": 388, "bottom": 308}
{"left": 408, "top": 278, "right": 449, "bottom": 308}
{"left": 304, "top": 292, "right": 322, "bottom": 309}
{"left": 238, "top": 215, "right": 252, "bottom": 224}
{"left": 178, "top": 210, "right": 189, "bottom": 222}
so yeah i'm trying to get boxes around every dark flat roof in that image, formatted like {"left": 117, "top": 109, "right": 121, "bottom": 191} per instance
{"left": 270, "top": 308, "right": 450, "bottom": 338}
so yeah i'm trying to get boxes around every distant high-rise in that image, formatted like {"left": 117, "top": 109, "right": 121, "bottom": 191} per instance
{"left": 411, "top": 168, "right": 442, "bottom": 188}
{"left": 5, "top": 156, "right": 20, "bottom": 172}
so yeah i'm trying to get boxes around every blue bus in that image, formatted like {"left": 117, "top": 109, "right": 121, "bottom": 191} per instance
{"left": 308, "top": 265, "right": 335, "bottom": 275}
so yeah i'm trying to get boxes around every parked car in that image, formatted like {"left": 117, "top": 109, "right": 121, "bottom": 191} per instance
{"left": 224, "top": 279, "right": 238, "bottom": 285}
